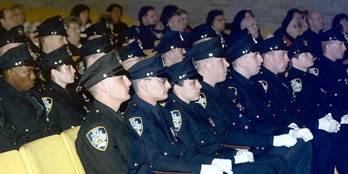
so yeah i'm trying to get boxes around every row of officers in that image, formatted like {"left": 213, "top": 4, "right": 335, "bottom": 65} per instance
{"left": 0, "top": 14, "right": 347, "bottom": 174}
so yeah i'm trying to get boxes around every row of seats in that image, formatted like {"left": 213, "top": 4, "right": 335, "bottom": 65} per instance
{"left": 0, "top": 126, "right": 85, "bottom": 174}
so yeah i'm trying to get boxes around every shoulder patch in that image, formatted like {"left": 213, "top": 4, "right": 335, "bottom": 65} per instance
{"left": 86, "top": 126, "right": 108, "bottom": 151}
{"left": 258, "top": 80, "right": 268, "bottom": 93}
{"left": 308, "top": 68, "right": 319, "bottom": 76}
{"left": 170, "top": 110, "right": 182, "bottom": 132}
{"left": 42, "top": 97, "right": 53, "bottom": 114}
{"left": 196, "top": 92, "right": 207, "bottom": 109}
{"left": 76, "top": 61, "right": 85, "bottom": 75}
{"left": 290, "top": 78, "right": 302, "bottom": 92}
{"left": 228, "top": 86, "right": 238, "bottom": 96}
{"left": 129, "top": 117, "right": 143, "bottom": 136}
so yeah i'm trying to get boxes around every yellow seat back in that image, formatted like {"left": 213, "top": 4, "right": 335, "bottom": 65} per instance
{"left": 19, "top": 134, "right": 79, "bottom": 174}
{"left": 61, "top": 126, "right": 85, "bottom": 174}
{"left": 0, "top": 150, "right": 29, "bottom": 174}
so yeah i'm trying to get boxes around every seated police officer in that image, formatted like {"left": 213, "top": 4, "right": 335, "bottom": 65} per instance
{"left": 154, "top": 31, "right": 186, "bottom": 67}
{"left": 164, "top": 58, "right": 277, "bottom": 174}
{"left": 0, "top": 43, "right": 50, "bottom": 146}
{"left": 188, "top": 36, "right": 312, "bottom": 174}
{"left": 84, "top": 18, "right": 115, "bottom": 44}
{"left": 117, "top": 39, "right": 147, "bottom": 70}
{"left": 124, "top": 54, "right": 230, "bottom": 174}
{"left": 76, "top": 50, "right": 149, "bottom": 174}
{"left": 40, "top": 45, "right": 87, "bottom": 131}
{"left": 308, "top": 26, "right": 348, "bottom": 174}
{"left": 286, "top": 36, "right": 339, "bottom": 174}
{"left": 0, "top": 25, "right": 26, "bottom": 56}
{"left": 37, "top": 16, "right": 68, "bottom": 55}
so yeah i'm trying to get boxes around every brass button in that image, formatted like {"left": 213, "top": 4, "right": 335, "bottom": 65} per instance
{"left": 239, "top": 114, "right": 243, "bottom": 118}
{"left": 229, "top": 76, "right": 232, "bottom": 79}
{"left": 71, "top": 126, "right": 75, "bottom": 128}
{"left": 334, "top": 93, "right": 338, "bottom": 96}
{"left": 83, "top": 117, "right": 86, "bottom": 120}
{"left": 134, "top": 163, "right": 138, "bottom": 167}
{"left": 261, "top": 147, "right": 265, "bottom": 150}
{"left": 283, "top": 109, "right": 287, "bottom": 112}
{"left": 273, "top": 114, "right": 276, "bottom": 117}
{"left": 244, "top": 125, "right": 249, "bottom": 130}
{"left": 150, "top": 165, "right": 152, "bottom": 168}
{"left": 317, "top": 104, "right": 320, "bottom": 107}
{"left": 215, "top": 152, "right": 220, "bottom": 155}
{"left": 329, "top": 104, "right": 333, "bottom": 107}
{"left": 44, "top": 128, "right": 48, "bottom": 131}
{"left": 297, "top": 109, "right": 301, "bottom": 112}
{"left": 256, "top": 115, "right": 260, "bottom": 119}
{"left": 256, "top": 147, "right": 260, "bottom": 149}
{"left": 164, "top": 152, "right": 168, "bottom": 156}
{"left": 96, "top": 109, "right": 100, "bottom": 113}
{"left": 249, "top": 120, "right": 251, "bottom": 122}
{"left": 25, "top": 129, "right": 29, "bottom": 132}
{"left": 171, "top": 142, "right": 174, "bottom": 144}
{"left": 267, "top": 104, "right": 271, "bottom": 107}
{"left": 13, "top": 142, "right": 17, "bottom": 145}
{"left": 232, "top": 122, "right": 236, "bottom": 125}
{"left": 201, "top": 140, "right": 205, "bottom": 144}
{"left": 133, "top": 104, "right": 136, "bottom": 106}
{"left": 213, "top": 132, "right": 217, "bottom": 135}
{"left": 180, "top": 152, "right": 183, "bottom": 156}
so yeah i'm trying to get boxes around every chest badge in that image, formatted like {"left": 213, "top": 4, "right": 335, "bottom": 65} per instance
{"left": 170, "top": 110, "right": 182, "bottom": 132}
{"left": 41, "top": 97, "right": 53, "bottom": 115}
{"left": 290, "top": 78, "right": 302, "bottom": 92}
{"left": 196, "top": 93, "right": 207, "bottom": 109}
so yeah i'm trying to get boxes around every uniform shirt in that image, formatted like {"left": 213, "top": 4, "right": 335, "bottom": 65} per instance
{"left": 40, "top": 82, "right": 87, "bottom": 131}
{"left": 251, "top": 66, "right": 315, "bottom": 129}
{"left": 0, "top": 78, "right": 49, "bottom": 146}
{"left": 124, "top": 95, "right": 201, "bottom": 174}
{"left": 0, "top": 107, "right": 18, "bottom": 152}
{"left": 165, "top": 93, "right": 236, "bottom": 163}
{"left": 218, "top": 69, "right": 289, "bottom": 134}
{"left": 76, "top": 100, "right": 149, "bottom": 174}
{"left": 198, "top": 81, "right": 273, "bottom": 151}
{"left": 302, "top": 29, "right": 323, "bottom": 58}
{"left": 308, "top": 56, "right": 348, "bottom": 120}
{"left": 286, "top": 67, "right": 326, "bottom": 127}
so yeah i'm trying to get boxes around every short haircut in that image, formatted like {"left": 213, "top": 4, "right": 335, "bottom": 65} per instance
{"left": 64, "top": 16, "right": 81, "bottom": 28}
{"left": 106, "top": 4, "right": 123, "bottom": 15}
{"left": 321, "top": 40, "right": 335, "bottom": 54}
{"left": 70, "top": 4, "right": 90, "bottom": 17}
{"left": 138, "top": 6, "right": 155, "bottom": 24}
{"left": 0, "top": 8, "right": 10, "bottom": 20}
{"left": 206, "top": 10, "right": 224, "bottom": 25}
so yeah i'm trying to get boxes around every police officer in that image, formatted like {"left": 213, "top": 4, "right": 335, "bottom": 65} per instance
{"left": 37, "top": 16, "right": 68, "bottom": 55}
{"left": 117, "top": 39, "right": 147, "bottom": 70}
{"left": 0, "top": 43, "right": 49, "bottom": 146}
{"left": 164, "top": 58, "right": 277, "bottom": 174}
{"left": 84, "top": 19, "right": 115, "bottom": 46}
{"left": 0, "top": 25, "right": 26, "bottom": 56}
{"left": 189, "top": 36, "right": 312, "bottom": 174}
{"left": 76, "top": 50, "right": 149, "bottom": 174}
{"left": 302, "top": 10, "right": 324, "bottom": 58}
{"left": 40, "top": 45, "right": 87, "bottom": 131}
{"left": 309, "top": 26, "right": 348, "bottom": 174}
{"left": 124, "top": 54, "right": 229, "bottom": 174}
{"left": 286, "top": 36, "right": 339, "bottom": 174}
{"left": 154, "top": 31, "right": 185, "bottom": 67}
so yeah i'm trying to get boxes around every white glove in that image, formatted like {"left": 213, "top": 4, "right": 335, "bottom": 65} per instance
{"left": 289, "top": 128, "right": 313, "bottom": 142}
{"left": 211, "top": 158, "right": 233, "bottom": 174}
{"left": 234, "top": 150, "right": 254, "bottom": 164}
{"left": 288, "top": 122, "right": 300, "bottom": 130}
{"left": 318, "top": 113, "right": 341, "bottom": 133}
{"left": 200, "top": 164, "right": 226, "bottom": 174}
{"left": 273, "top": 134, "right": 297, "bottom": 147}
{"left": 340, "top": 114, "right": 348, "bottom": 124}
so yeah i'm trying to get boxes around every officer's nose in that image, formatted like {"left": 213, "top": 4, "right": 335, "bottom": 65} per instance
{"left": 124, "top": 76, "right": 132, "bottom": 87}
{"left": 223, "top": 58, "right": 230, "bottom": 68}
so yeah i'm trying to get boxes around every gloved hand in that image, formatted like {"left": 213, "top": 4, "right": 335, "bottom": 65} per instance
{"left": 288, "top": 122, "right": 300, "bottom": 130}
{"left": 211, "top": 158, "right": 233, "bottom": 174}
{"left": 200, "top": 164, "right": 226, "bottom": 174}
{"left": 234, "top": 150, "right": 254, "bottom": 164}
{"left": 289, "top": 128, "right": 313, "bottom": 142}
{"left": 318, "top": 113, "right": 340, "bottom": 133}
{"left": 273, "top": 134, "right": 297, "bottom": 147}
{"left": 340, "top": 114, "right": 348, "bottom": 124}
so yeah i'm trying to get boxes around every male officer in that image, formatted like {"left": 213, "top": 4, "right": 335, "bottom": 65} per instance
{"left": 0, "top": 43, "right": 50, "bottom": 146}
{"left": 0, "top": 8, "right": 18, "bottom": 35}
{"left": 189, "top": 37, "right": 312, "bottom": 174}
{"left": 303, "top": 10, "right": 324, "bottom": 58}
{"left": 37, "top": 16, "right": 68, "bottom": 55}
{"left": 80, "top": 36, "right": 113, "bottom": 69}
{"left": 39, "top": 45, "right": 87, "bottom": 131}
{"left": 286, "top": 36, "right": 339, "bottom": 174}
{"left": 309, "top": 26, "right": 348, "bottom": 174}
{"left": 164, "top": 58, "right": 277, "bottom": 174}
{"left": 76, "top": 50, "right": 149, "bottom": 174}
{"left": 0, "top": 25, "right": 26, "bottom": 56}
{"left": 124, "top": 55, "right": 230, "bottom": 174}
{"left": 117, "top": 39, "right": 147, "bottom": 70}
{"left": 106, "top": 4, "right": 128, "bottom": 36}
{"left": 154, "top": 31, "right": 185, "bottom": 67}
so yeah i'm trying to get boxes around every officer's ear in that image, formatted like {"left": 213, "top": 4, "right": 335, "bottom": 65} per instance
{"left": 96, "top": 81, "right": 108, "bottom": 94}
{"left": 138, "top": 79, "right": 148, "bottom": 91}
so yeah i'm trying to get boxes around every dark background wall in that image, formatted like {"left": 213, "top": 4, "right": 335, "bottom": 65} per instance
{"left": 2, "top": 0, "right": 347, "bottom": 30}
